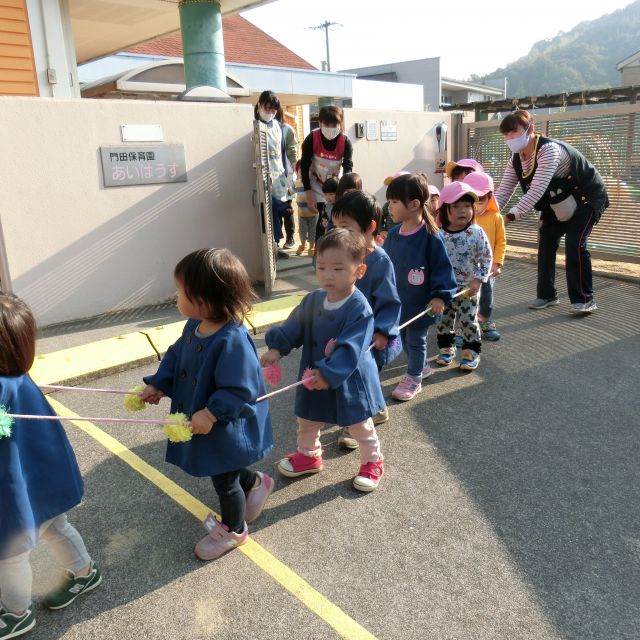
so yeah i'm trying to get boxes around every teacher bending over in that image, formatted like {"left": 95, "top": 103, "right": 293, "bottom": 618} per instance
{"left": 495, "top": 110, "right": 609, "bottom": 314}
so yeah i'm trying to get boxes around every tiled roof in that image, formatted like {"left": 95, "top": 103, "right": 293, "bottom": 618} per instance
{"left": 127, "top": 15, "right": 316, "bottom": 71}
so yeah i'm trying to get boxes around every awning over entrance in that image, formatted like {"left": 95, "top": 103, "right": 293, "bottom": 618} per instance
{"left": 70, "top": 0, "right": 277, "bottom": 64}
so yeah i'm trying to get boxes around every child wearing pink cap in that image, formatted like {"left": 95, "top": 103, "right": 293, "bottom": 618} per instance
{"left": 435, "top": 182, "right": 493, "bottom": 371}
{"left": 445, "top": 158, "right": 484, "bottom": 182}
{"left": 463, "top": 172, "right": 507, "bottom": 341}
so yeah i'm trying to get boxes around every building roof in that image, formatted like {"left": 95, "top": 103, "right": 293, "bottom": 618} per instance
{"left": 441, "top": 77, "right": 503, "bottom": 96}
{"left": 127, "top": 15, "right": 316, "bottom": 71}
{"left": 616, "top": 49, "right": 640, "bottom": 70}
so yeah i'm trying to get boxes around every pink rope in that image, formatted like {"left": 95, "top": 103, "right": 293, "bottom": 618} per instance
{"left": 39, "top": 384, "right": 140, "bottom": 396}
{"left": 6, "top": 413, "right": 190, "bottom": 426}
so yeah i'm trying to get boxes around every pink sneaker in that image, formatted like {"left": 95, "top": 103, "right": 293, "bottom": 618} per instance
{"left": 194, "top": 514, "right": 249, "bottom": 561}
{"left": 391, "top": 375, "right": 422, "bottom": 401}
{"left": 353, "top": 460, "right": 384, "bottom": 492}
{"left": 245, "top": 472, "right": 274, "bottom": 524}
{"left": 277, "top": 451, "right": 323, "bottom": 478}
{"left": 422, "top": 363, "right": 433, "bottom": 379}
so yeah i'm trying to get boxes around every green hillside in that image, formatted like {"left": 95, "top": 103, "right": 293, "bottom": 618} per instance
{"left": 475, "top": 1, "right": 640, "bottom": 97}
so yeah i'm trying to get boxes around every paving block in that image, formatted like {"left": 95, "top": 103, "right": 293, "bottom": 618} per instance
{"left": 30, "top": 331, "right": 158, "bottom": 386}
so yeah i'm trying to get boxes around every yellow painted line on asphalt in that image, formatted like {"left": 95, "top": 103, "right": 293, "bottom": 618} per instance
{"left": 48, "top": 398, "right": 377, "bottom": 640}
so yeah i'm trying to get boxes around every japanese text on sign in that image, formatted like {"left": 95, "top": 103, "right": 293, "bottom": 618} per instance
{"left": 100, "top": 145, "right": 187, "bottom": 187}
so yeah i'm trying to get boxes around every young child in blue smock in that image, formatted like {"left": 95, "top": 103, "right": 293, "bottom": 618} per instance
{"left": 261, "top": 228, "right": 386, "bottom": 492}
{"left": 383, "top": 173, "right": 458, "bottom": 402}
{"left": 141, "top": 249, "right": 274, "bottom": 561}
{"left": 331, "top": 190, "right": 402, "bottom": 439}
{"left": 0, "top": 293, "right": 101, "bottom": 639}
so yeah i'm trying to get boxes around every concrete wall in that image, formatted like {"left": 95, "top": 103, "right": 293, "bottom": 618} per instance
{"left": 343, "top": 108, "right": 452, "bottom": 204}
{"left": 0, "top": 97, "right": 260, "bottom": 326}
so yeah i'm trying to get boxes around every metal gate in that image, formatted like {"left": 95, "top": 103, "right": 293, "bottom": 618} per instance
{"left": 253, "top": 120, "right": 276, "bottom": 296}
{"left": 461, "top": 103, "right": 640, "bottom": 263}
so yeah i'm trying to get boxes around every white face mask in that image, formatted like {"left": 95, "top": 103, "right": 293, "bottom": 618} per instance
{"left": 321, "top": 126, "right": 340, "bottom": 140}
{"left": 506, "top": 126, "right": 530, "bottom": 153}
{"left": 258, "top": 108, "right": 275, "bottom": 123}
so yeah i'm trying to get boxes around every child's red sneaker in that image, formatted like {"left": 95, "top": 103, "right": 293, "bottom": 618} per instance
{"left": 277, "top": 451, "right": 323, "bottom": 478}
{"left": 353, "top": 460, "right": 384, "bottom": 492}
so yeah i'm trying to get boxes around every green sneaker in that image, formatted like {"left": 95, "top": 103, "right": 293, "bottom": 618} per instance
{"left": 43, "top": 561, "right": 102, "bottom": 610}
{"left": 0, "top": 607, "right": 35, "bottom": 639}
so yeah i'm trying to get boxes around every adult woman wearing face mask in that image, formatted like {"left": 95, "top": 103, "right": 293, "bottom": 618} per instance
{"left": 254, "top": 90, "right": 293, "bottom": 259}
{"left": 495, "top": 110, "right": 609, "bottom": 314}
{"left": 299, "top": 106, "right": 353, "bottom": 228}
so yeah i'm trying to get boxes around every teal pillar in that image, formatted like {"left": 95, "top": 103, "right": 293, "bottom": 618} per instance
{"left": 179, "top": 0, "right": 226, "bottom": 92}
{"left": 318, "top": 97, "right": 335, "bottom": 108}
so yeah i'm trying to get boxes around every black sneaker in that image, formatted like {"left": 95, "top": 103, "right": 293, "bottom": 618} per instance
{"left": 43, "top": 562, "right": 102, "bottom": 610}
{"left": 0, "top": 607, "right": 35, "bottom": 639}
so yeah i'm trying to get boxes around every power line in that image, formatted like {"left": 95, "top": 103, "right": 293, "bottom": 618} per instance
{"left": 309, "top": 21, "right": 342, "bottom": 72}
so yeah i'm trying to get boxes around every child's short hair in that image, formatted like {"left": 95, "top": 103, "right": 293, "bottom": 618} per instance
{"left": 174, "top": 249, "right": 256, "bottom": 324}
{"left": 336, "top": 172, "right": 362, "bottom": 199}
{"left": 438, "top": 194, "right": 477, "bottom": 228}
{"left": 331, "top": 190, "right": 381, "bottom": 233}
{"left": 0, "top": 293, "right": 37, "bottom": 376}
{"left": 316, "top": 228, "right": 366, "bottom": 264}
{"left": 450, "top": 166, "right": 475, "bottom": 181}
{"left": 322, "top": 178, "right": 338, "bottom": 195}
{"left": 385, "top": 173, "right": 439, "bottom": 233}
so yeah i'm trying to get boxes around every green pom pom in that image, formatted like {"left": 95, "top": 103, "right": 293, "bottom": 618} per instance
{"left": 0, "top": 405, "right": 14, "bottom": 439}
{"left": 163, "top": 412, "right": 192, "bottom": 443}
{"left": 123, "top": 386, "right": 146, "bottom": 412}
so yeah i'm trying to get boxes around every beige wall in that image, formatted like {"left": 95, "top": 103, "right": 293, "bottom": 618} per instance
{"left": 343, "top": 109, "right": 453, "bottom": 203}
{"left": 0, "top": 97, "right": 261, "bottom": 326}
{"left": 622, "top": 66, "right": 640, "bottom": 86}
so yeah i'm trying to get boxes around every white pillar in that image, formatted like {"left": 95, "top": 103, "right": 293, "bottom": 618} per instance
{"left": 27, "top": 0, "right": 80, "bottom": 98}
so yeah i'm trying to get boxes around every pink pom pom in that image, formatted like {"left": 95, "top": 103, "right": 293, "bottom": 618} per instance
{"left": 263, "top": 363, "right": 283, "bottom": 387}
{"left": 302, "top": 368, "right": 316, "bottom": 390}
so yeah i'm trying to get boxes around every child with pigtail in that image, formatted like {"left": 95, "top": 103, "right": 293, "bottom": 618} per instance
{"left": 0, "top": 293, "right": 101, "bottom": 639}
{"left": 141, "top": 248, "right": 274, "bottom": 562}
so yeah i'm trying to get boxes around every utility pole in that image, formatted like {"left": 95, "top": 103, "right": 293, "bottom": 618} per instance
{"left": 309, "top": 21, "right": 341, "bottom": 72}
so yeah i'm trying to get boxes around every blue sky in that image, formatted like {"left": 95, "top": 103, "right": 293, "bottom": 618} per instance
{"left": 242, "top": 0, "right": 634, "bottom": 79}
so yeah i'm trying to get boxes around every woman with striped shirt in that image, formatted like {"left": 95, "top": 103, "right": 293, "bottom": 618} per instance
{"left": 495, "top": 110, "right": 609, "bottom": 314}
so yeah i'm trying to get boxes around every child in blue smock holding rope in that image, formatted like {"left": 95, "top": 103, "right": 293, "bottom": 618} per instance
{"left": 0, "top": 293, "right": 101, "bottom": 639}
{"left": 141, "top": 249, "right": 274, "bottom": 561}
{"left": 261, "top": 228, "right": 386, "bottom": 492}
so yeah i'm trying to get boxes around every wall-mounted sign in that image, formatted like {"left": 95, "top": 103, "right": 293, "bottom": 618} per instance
{"left": 100, "top": 144, "right": 187, "bottom": 187}
{"left": 366, "top": 120, "right": 378, "bottom": 141}
{"left": 120, "top": 124, "right": 163, "bottom": 142}
{"left": 380, "top": 121, "right": 398, "bottom": 141}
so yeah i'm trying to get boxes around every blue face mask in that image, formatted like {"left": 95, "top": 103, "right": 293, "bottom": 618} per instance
{"left": 506, "top": 126, "right": 530, "bottom": 153}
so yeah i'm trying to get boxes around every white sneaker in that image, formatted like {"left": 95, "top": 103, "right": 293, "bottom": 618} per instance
{"left": 570, "top": 301, "right": 597, "bottom": 314}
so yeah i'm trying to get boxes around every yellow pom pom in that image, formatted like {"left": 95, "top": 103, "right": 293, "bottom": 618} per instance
{"left": 123, "top": 386, "right": 146, "bottom": 412}
{"left": 163, "top": 412, "right": 192, "bottom": 442}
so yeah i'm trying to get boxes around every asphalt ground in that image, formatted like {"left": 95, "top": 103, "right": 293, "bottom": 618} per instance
{"left": 25, "top": 262, "right": 640, "bottom": 639}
